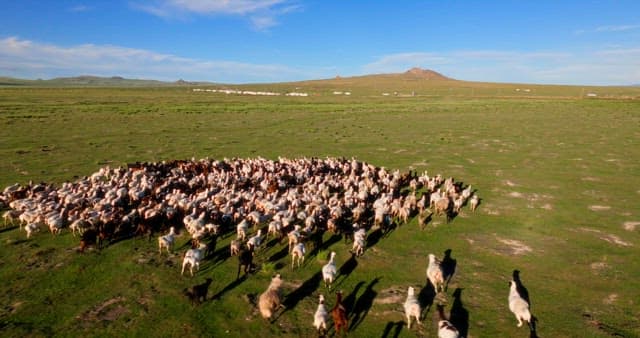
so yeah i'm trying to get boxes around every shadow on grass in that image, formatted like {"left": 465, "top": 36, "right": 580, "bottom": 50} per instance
{"left": 282, "top": 271, "right": 322, "bottom": 312}
{"left": 349, "top": 277, "right": 379, "bottom": 331}
{"left": 211, "top": 275, "right": 247, "bottom": 300}
{"left": 381, "top": 321, "right": 404, "bottom": 338}
{"left": 418, "top": 281, "right": 436, "bottom": 316}
{"left": 334, "top": 253, "right": 358, "bottom": 289}
{"left": 450, "top": 288, "right": 469, "bottom": 338}
{"left": 442, "top": 249, "right": 457, "bottom": 291}
{"left": 0, "top": 225, "right": 19, "bottom": 234}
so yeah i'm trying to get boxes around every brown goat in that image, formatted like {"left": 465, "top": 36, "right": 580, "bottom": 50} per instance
{"left": 183, "top": 278, "right": 213, "bottom": 305}
{"left": 331, "top": 291, "right": 348, "bottom": 335}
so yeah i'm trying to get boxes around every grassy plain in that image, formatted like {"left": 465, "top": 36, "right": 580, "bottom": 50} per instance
{"left": 0, "top": 82, "right": 639, "bottom": 337}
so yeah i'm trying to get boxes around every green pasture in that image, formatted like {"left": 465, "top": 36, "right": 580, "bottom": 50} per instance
{"left": 0, "top": 86, "right": 639, "bottom": 337}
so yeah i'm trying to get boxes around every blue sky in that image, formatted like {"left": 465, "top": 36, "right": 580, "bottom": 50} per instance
{"left": 1, "top": 0, "right": 639, "bottom": 85}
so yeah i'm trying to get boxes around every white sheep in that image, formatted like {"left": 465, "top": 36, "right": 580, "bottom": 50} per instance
{"left": 469, "top": 194, "right": 479, "bottom": 212}
{"left": 24, "top": 221, "right": 41, "bottom": 238}
{"left": 404, "top": 286, "right": 421, "bottom": 329}
{"left": 237, "top": 219, "right": 249, "bottom": 241}
{"left": 322, "top": 251, "right": 337, "bottom": 289}
{"left": 508, "top": 280, "right": 532, "bottom": 328}
{"left": 291, "top": 242, "right": 306, "bottom": 269}
{"left": 158, "top": 226, "right": 176, "bottom": 254}
{"left": 427, "top": 253, "right": 445, "bottom": 293}
{"left": 258, "top": 274, "right": 284, "bottom": 319}
{"left": 313, "top": 294, "right": 329, "bottom": 335}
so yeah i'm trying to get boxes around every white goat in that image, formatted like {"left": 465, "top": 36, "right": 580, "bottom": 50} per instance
{"left": 247, "top": 229, "right": 263, "bottom": 251}
{"left": 508, "top": 280, "right": 532, "bottom": 328}
{"left": 291, "top": 242, "right": 306, "bottom": 269}
{"left": 181, "top": 243, "right": 206, "bottom": 276}
{"left": 427, "top": 253, "right": 445, "bottom": 292}
{"left": 313, "top": 294, "right": 329, "bottom": 335}
{"left": 158, "top": 226, "right": 176, "bottom": 254}
{"left": 322, "top": 251, "right": 337, "bottom": 289}
{"left": 404, "top": 286, "right": 421, "bottom": 329}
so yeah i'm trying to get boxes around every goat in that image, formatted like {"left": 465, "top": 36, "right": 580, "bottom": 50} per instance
{"left": 509, "top": 280, "right": 532, "bottom": 328}
{"left": 181, "top": 243, "right": 206, "bottom": 276}
{"left": 183, "top": 278, "right": 213, "bottom": 306}
{"left": 331, "top": 290, "right": 348, "bottom": 335}
{"left": 404, "top": 286, "right": 421, "bottom": 329}
{"left": 469, "top": 194, "right": 479, "bottom": 212}
{"left": 322, "top": 251, "right": 337, "bottom": 289}
{"left": 427, "top": 253, "right": 445, "bottom": 293}
{"left": 237, "top": 245, "right": 254, "bottom": 279}
{"left": 313, "top": 294, "right": 329, "bottom": 336}
{"left": 437, "top": 304, "right": 460, "bottom": 338}
{"left": 290, "top": 242, "right": 306, "bottom": 269}
{"left": 230, "top": 239, "right": 241, "bottom": 256}
{"left": 158, "top": 226, "right": 176, "bottom": 254}
{"left": 258, "top": 274, "right": 284, "bottom": 320}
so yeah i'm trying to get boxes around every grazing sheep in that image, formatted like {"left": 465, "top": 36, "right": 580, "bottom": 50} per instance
{"left": 313, "top": 294, "right": 329, "bottom": 336}
{"left": 427, "top": 254, "right": 445, "bottom": 293}
{"left": 322, "top": 251, "right": 337, "bottom": 289}
{"left": 3, "top": 209, "right": 20, "bottom": 227}
{"left": 183, "top": 278, "right": 213, "bottom": 306}
{"left": 508, "top": 280, "right": 532, "bottom": 328}
{"left": 158, "top": 226, "right": 176, "bottom": 254}
{"left": 258, "top": 274, "right": 284, "bottom": 320}
{"left": 404, "top": 286, "right": 421, "bottom": 329}
{"left": 290, "top": 242, "right": 306, "bottom": 269}
{"left": 437, "top": 304, "right": 460, "bottom": 338}
{"left": 434, "top": 197, "right": 450, "bottom": 217}
{"left": 331, "top": 291, "right": 348, "bottom": 335}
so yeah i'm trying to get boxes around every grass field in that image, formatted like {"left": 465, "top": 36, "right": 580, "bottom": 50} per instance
{"left": 1, "top": 82, "right": 639, "bottom": 337}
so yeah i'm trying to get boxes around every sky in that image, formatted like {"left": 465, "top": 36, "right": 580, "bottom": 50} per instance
{"left": 1, "top": 0, "right": 639, "bottom": 85}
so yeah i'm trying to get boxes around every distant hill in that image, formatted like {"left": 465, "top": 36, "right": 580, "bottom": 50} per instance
{"left": 0, "top": 75, "right": 215, "bottom": 87}
{"left": 403, "top": 67, "right": 451, "bottom": 80}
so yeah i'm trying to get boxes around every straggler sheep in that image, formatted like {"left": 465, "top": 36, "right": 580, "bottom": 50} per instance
{"left": 437, "top": 304, "right": 460, "bottom": 338}
{"left": 404, "top": 286, "right": 421, "bottom": 329}
{"left": 158, "top": 226, "right": 176, "bottom": 254}
{"left": 237, "top": 245, "right": 254, "bottom": 279}
{"left": 322, "top": 251, "right": 337, "bottom": 289}
{"left": 181, "top": 243, "right": 206, "bottom": 276}
{"left": 313, "top": 294, "right": 329, "bottom": 336}
{"left": 508, "top": 280, "right": 532, "bottom": 328}
{"left": 469, "top": 194, "right": 479, "bottom": 212}
{"left": 291, "top": 242, "right": 306, "bottom": 269}
{"left": 427, "top": 253, "right": 445, "bottom": 293}
{"left": 331, "top": 291, "right": 348, "bottom": 335}
{"left": 183, "top": 278, "right": 213, "bottom": 305}
{"left": 258, "top": 274, "right": 284, "bottom": 320}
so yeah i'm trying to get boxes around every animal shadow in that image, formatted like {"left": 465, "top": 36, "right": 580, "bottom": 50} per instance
{"left": 283, "top": 271, "right": 322, "bottom": 311}
{"left": 381, "top": 321, "right": 404, "bottom": 338}
{"left": 335, "top": 254, "right": 358, "bottom": 289}
{"left": 450, "top": 288, "right": 469, "bottom": 337}
{"left": 211, "top": 275, "right": 246, "bottom": 300}
{"left": 418, "top": 281, "right": 436, "bottom": 315}
{"left": 349, "top": 278, "right": 379, "bottom": 330}
{"left": 441, "top": 249, "right": 457, "bottom": 290}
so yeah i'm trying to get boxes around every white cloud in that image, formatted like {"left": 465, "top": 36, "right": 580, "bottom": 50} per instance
{"left": 0, "top": 36, "right": 313, "bottom": 83}
{"left": 362, "top": 48, "right": 639, "bottom": 85}
{"left": 595, "top": 24, "right": 640, "bottom": 32}
{"left": 132, "top": 0, "right": 299, "bottom": 30}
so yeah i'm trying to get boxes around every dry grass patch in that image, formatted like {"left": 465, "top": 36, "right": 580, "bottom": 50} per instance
{"left": 589, "top": 205, "right": 611, "bottom": 211}
{"left": 495, "top": 237, "right": 532, "bottom": 255}
{"left": 623, "top": 221, "right": 640, "bottom": 231}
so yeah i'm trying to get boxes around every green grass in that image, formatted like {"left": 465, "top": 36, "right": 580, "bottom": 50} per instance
{"left": 1, "top": 85, "right": 639, "bottom": 337}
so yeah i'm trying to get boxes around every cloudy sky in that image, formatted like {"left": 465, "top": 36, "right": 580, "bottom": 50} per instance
{"left": 1, "top": 1, "right": 639, "bottom": 85}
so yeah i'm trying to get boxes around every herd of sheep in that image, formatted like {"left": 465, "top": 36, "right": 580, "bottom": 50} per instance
{"left": 0, "top": 156, "right": 533, "bottom": 336}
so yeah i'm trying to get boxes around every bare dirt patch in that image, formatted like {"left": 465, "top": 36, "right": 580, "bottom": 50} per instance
{"left": 581, "top": 176, "right": 600, "bottom": 182}
{"left": 603, "top": 293, "right": 618, "bottom": 305}
{"left": 579, "top": 228, "right": 633, "bottom": 247}
{"left": 375, "top": 286, "right": 405, "bottom": 305}
{"left": 76, "top": 296, "right": 129, "bottom": 328}
{"left": 503, "top": 180, "right": 518, "bottom": 187}
{"left": 589, "top": 205, "right": 611, "bottom": 211}
{"left": 508, "top": 191, "right": 524, "bottom": 198}
{"left": 623, "top": 222, "right": 640, "bottom": 231}
{"left": 540, "top": 203, "right": 553, "bottom": 210}
{"left": 496, "top": 237, "right": 532, "bottom": 255}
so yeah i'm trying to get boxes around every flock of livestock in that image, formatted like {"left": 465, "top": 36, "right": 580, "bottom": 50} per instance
{"left": 0, "top": 157, "right": 533, "bottom": 336}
